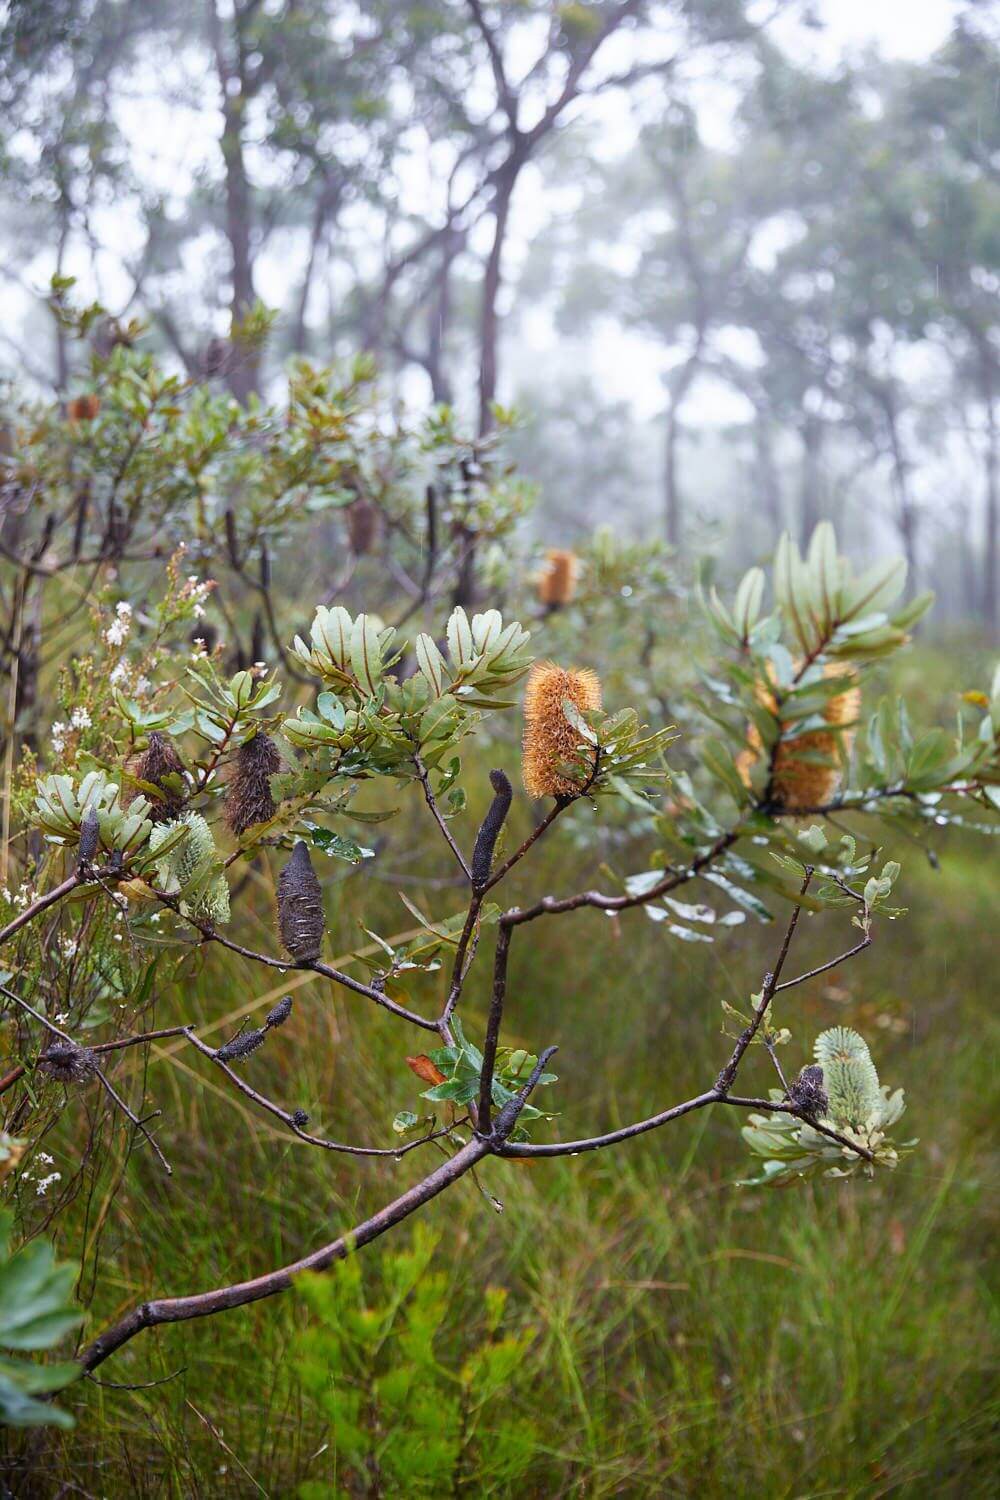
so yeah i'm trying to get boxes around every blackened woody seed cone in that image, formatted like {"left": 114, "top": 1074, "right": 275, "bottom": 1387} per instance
{"left": 471, "top": 769, "right": 513, "bottom": 887}
{"left": 40, "top": 1041, "right": 96, "bottom": 1084}
{"left": 124, "top": 731, "right": 186, "bottom": 822}
{"left": 78, "top": 809, "right": 100, "bottom": 866}
{"left": 265, "top": 995, "right": 293, "bottom": 1029}
{"left": 225, "top": 733, "right": 282, "bottom": 835}
{"left": 788, "top": 1064, "right": 829, "bottom": 1118}
{"left": 277, "top": 841, "right": 325, "bottom": 962}
{"left": 214, "top": 997, "right": 293, "bottom": 1065}
{"left": 215, "top": 1028, "right": 267, "bottom": 1063}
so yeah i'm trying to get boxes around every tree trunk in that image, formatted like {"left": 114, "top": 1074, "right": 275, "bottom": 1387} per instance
{"left": 426, "top": 237, "right": 458, "bottom": 406}
{"left": 881, "top": 391, "right": 919, "bottom": 591}
{"left": 798, "top": 413, "right": 823, "bottom": 546}
{"left": 478, "top": 155, "right": 521, "bottom": 437}
{"left": 983, "top": 375, "right": 998, "bottom": 633}
{"left": 208, "top": 0, "right": 259, "bottom": 403}
{"left": 662, "top": 347, "right": 702, "bottom": 548}
{"left": 753, "top": 409, "right": 784, "bottom": 537}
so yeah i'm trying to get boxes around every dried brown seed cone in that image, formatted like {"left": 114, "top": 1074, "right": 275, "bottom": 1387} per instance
{"left": 345, "top": 496, "right": 378, "bottom": 555}
{"left": 277, "top": 840, "right": 325, "bottom": 962}
{"left": 537, "top": 549, "right": 579, "bottom": 608}
{"left": 522, "top": 662, "right": 602, "bottom": 799}
{"left": 225, "top": 733, "right": 283, "bottom": 836}
{"left": 737, "top": 664, "right": 861, "bottom": 810}
{"left": 124, "top": 731, "right": 186, "bottom": 822}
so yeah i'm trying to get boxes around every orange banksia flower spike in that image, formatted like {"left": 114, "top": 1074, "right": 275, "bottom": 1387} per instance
{"left": 522, "top": 661, "right": 602, "bottom": 799}
{"left": 739, "top": 664, "right": 861, "bottom": 810}
{"left": 537, "top": 548, "right": 579, "bottom": 609}
{"left": 67, "top": 393, "right": 100, "bottom": 423}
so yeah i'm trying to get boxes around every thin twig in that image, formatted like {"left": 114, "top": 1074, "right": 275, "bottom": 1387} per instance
{"left": 414, "top": 754, "right": 472, "bottom": 881}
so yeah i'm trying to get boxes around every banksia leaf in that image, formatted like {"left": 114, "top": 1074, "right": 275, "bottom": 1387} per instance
{"left": 522, "top": 662, "right": 602, "bottom": 798}
{"left": 814, "top": 1027, "right": 882, "bottom": 1126}
{"left": 225, "top": 732, "right": 282, "bottom": 835}
{"left": 277, "top": 841, "right": 325, "bottom": 961}
{"left": 537, "top": 549, "right": 579, "bottom": 608}
{"left": 471, "top": 769, "right": 513, "bottom": 887}
{"left": 124, "top": 732, "right": 186, "bottom": 822}
{"left": 406, "top": 1054, "right": 447, "bottom": 1086}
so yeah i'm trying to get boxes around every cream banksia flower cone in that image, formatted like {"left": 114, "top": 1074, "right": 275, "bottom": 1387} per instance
{"left": 522, "top": 661, "right": 602, "bottom": 798}
{"left": 737, "top": 663, "right": 862, "bottom": 809}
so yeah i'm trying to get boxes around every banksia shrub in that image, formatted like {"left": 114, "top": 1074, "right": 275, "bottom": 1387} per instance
{"left": 522, "top": 662, "right": 602, "bottom": 799}
{"left": 277, "top": 840, "right": 325, "bottom": 962}
{"left": 737, "top": 664, "right": 861, "bottom": 810}
{"left": 537, "top": 548, "right": 579, "bottom": 609}
{"left": 124, "top": 732, "right": 186, "bottom": 822}
{"left": 225, "top": 732, "right": 282, "bottom": 836}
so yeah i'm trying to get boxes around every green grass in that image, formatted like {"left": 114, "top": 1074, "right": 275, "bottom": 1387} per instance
{"left": 3, "top": 651, "right": 999, "bottom": 1497}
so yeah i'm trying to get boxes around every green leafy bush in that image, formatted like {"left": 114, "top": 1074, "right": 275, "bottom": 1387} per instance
{"left": 295, "top": 1227, "right": 535, "bottom": 1498}
{"left": 0, "top": 1207, "right": 83, "bottom": 1429}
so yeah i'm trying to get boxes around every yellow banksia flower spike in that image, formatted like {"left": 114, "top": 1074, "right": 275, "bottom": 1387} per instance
{"left": 522, "top": 661, "right": 602, "bottom": 798}
{"left": 739, "top": 663, "right": 861, "bottom": 810}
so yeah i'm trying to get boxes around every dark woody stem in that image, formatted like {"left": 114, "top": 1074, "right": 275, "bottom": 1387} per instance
{"left": 78, "top": 1133, "right": 491, "bottom": 1375}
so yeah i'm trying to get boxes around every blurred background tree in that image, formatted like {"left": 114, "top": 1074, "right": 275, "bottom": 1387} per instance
{"left": 3, "top": 1, "right": 995, "bottom": 625}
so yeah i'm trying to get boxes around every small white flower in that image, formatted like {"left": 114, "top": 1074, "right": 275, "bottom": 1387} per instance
{"left": 135, "top": 676, "right": 152, "bottom": 697}
{"left": 110, "top": 661, "right": 130, "bottom": 685}
{"left": 193, "top": 603, "right": 206, "bottom": 619}
{"left": 36, "top": 1172, "right": 61, "bottom": 1196}
{"left": 37, "top": 1152, "right": 55, "bottom": 1165}
{"left": 105, "top": 618, "right": 129, "bottom": 646}
{"left": 51, "top": 722, "right": 68, "bottom": 752}
{"left": 54, "top": 1012, "right": 70, "bottom": 1024}
{"left": 116, "top": 601, "right": 133, "bottom": 618}
{"left": 70, "top": 707, "right": 91, "bottom": 730}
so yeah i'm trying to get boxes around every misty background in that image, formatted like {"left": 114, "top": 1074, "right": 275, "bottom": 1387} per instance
{"left": 1, "top": 0, "right": 997, "bottom": 624}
